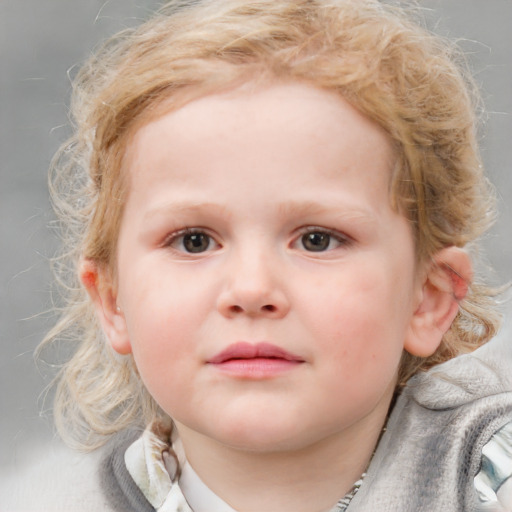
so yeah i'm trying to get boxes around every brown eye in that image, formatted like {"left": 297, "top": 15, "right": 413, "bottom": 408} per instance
{"left": 301, "top": 232, "right": 331, "bottom": 251}
{"left": 182, "top": 232, "right": 211, "bottom": 253}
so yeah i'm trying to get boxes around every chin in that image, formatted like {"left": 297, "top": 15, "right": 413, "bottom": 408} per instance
{"left": 206, "top": 415, "right": 329, "bottom": 454}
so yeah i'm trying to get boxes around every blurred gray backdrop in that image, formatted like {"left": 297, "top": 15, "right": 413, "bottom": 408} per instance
{"left": 1, "top": 0, "right": 511, "bottom": 474}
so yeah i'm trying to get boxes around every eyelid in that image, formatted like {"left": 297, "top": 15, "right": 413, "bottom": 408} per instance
{"left": 292, "top": 226, "right": 353, "bottom": 250}
{"left": 161, "top": 227, "right": 221, "bottom": 252}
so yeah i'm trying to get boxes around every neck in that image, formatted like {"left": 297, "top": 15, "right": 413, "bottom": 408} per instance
{"left": 175, "top": 406, "right": 389, "bottom": 512}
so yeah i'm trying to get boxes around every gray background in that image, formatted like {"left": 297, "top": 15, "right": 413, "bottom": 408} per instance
{"left": 1, "top": 0, "right": 511, "bottom": 473}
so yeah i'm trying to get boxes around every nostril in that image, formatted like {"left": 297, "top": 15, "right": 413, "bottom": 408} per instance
{"left": 224, "top": 303, "right": 281, "bottom": 316}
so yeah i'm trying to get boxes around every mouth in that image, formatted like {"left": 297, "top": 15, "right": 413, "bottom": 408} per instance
{"left": 207, "top": 342, "right": 304, "bottom": 378}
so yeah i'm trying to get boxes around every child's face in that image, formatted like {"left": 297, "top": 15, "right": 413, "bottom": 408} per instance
{"left": 109, "top": 83, "right": 426, "bottom": 452}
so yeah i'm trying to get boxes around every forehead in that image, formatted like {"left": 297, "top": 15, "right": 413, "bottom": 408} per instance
{"left": 123, "top": 82, "right": 395, "bottom": 197}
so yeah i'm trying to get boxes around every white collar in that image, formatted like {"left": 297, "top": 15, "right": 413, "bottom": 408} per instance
{"left": 124, "top": 422, "right": 237, "bottom": 512}
{"left": 179, "top": 459, "right": 238, "bottom": 512}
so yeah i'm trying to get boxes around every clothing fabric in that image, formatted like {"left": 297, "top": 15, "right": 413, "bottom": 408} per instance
{"left": 347, "top": 352, "right": 512, "bottom": 511}
{"left": 474, "top": 421, "right": 512, "bottom": 506}
{"left": 1, "top": 346, "right": 511, "bottom": 511}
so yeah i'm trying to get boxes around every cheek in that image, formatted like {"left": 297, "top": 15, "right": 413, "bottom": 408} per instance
{"left": 307, "top": 267, "right": 411, "bottom": 369}
{"left": 124, "top": 305, "right": 199, "bottom": 415}
{"left": 119, "top": 273, "right": 209, "bottom": 383}
{"left": 121, "top": 261, "right": 212, "bottom": 332}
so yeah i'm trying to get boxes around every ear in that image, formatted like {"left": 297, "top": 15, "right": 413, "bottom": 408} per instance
{"left": 80, "top": 259, "right": 132, "bottom": 355}
{"left": 405, "top": 247, "right": 472, "bottom": 358}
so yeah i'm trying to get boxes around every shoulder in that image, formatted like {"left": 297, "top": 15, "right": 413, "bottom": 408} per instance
{"left": 409, "top": 342, "right": 512, "bottom": 411}
{"left": 408, "top": 340, "right": 512, "bottom": 463}
{"left": 401, "top": 342, "right": 512, "bottom": 509}
{"left": 350, "top": 341, "right": 512, "bottom": 510}
{"left": 0, "top": 440, "right": 115, "bottom": 512}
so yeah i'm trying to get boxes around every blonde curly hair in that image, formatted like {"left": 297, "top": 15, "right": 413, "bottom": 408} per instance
{"left": 43, "top": 0, "right": 500, "bottom": 450}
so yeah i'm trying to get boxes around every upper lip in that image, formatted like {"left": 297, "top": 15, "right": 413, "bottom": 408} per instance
{"left": 207, "top": 342, "right": 304, "bottom": 364}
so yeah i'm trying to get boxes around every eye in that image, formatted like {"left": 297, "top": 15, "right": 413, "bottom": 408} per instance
{"left": 295, "top": 228, "right": 350, "bottom": 253}
{"left": 164, "top": 229, "right": 218, "bottom": 254}
{"left": 182, "top": 232, "right": 212, "bottom": 253}
{"left": 301, "top": 232, "right": 331, "bottom": 252}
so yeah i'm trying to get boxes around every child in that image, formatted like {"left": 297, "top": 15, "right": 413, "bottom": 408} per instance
{"left": 5, "top": 0, "right": 512, "bottom": 510}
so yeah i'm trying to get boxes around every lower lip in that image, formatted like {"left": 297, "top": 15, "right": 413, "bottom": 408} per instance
{"left": 209, "top": 358, "right": 303, "bottom": 379}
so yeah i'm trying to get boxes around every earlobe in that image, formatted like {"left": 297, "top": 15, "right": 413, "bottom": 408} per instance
{"left": 405, "top": 247, "right": 472, "bottom": 358}
{"left": 79, "top": 259, "right": 132, "bottom": 355}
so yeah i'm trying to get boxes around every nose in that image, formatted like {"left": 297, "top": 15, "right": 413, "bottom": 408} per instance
{"left": 216, "top": 251, "right": 290, "bottom": 319}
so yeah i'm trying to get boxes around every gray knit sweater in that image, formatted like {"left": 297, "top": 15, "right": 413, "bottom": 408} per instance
{"left": 349, "top": 352, "right": 512, "bottom": 511}
{"left": 2, "top": 348, "right": 511, "bottom": 511}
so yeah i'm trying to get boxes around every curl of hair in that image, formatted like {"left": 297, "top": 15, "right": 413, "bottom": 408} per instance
{"left": 41, "top": 0, "right": 501, "bottom": 450}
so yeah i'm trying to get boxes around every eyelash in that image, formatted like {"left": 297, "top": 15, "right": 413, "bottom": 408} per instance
{"left": 294, "top": 226, "right": 352, "bottom": 253}
{"left": 161, "top": 226, "right": 352, "bottom": 255}
{"left": 162, "top": 228, "right": 219, "bottom": 254}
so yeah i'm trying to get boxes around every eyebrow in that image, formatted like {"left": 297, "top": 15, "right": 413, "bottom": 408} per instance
{"left": 143, "top": 201, "right": 232, "bottom": 222}
{"left": 142, "top": 199, "right": 377, "bottom": 224}
{"left": 276, "top": 200, "right": 377, "bottom": 223}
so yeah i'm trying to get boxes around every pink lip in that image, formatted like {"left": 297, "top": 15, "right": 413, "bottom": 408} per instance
{"left": 207, "top": 342, "right": 304, "bottom": 378}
